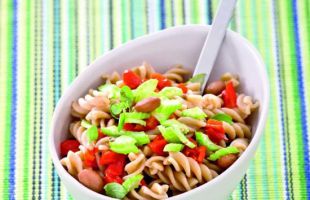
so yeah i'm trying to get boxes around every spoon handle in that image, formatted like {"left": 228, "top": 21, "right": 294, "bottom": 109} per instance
{"left": 193, "top": 0, "right": 237, "bottom": 92}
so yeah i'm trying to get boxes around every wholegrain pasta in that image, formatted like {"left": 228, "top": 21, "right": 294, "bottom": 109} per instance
{"left": 59, "top": 63, "right": 259, "bottom": 199}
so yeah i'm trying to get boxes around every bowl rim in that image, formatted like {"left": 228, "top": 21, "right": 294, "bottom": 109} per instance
{"left": 49, "top": 24, "right": 270, "bottom": 200}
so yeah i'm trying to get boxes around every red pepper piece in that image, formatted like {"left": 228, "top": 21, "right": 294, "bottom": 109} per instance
{"left": 205, "top": 119, "right": 226, "bottom": 144}
{"left": 103, "top": 174, "right": 123, "bottom": 184}
{"left": 151, "top": 73, "right": 172, "bottom": 90}
{"left": 148, "top": 135, "right": 168, "bottom": 156}
{"left": 104, "top": 159, "right": 126, "bottom": 177}
{"left": 123, "top": 70, "right": 142, "bottom": 89}
{"left": 140, "top": 179, "right": 147, "bottom": 186}
{"left": 60, "top": 139, "right": 80, "bottom": 157}
{"left": 222, "top": 81, "right": 237, "bottom": 108}
{"left": 177, "top": 83, "right": 188, "bottom": 94}
{"left": 104, "top": 157, "right": 126, "bottom": 176}
{"left": 97, "top": 128, "right": 106, "bottom": 140}
{"left": 99, "top": 151, "right": 126, "bottom": 166}
{"left": 84, "top": 148, "right": 99, "bottom": 169}
{"left": 145, "top": 116, "right": 159, "bottom": 131}
{"left": 123, "top": 123, "right": 146, "bottom": 131}
{"left": 183, "top": 146, "right": 206, "bottom": 163}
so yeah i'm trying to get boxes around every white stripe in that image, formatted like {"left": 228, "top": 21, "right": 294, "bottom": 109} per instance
{"left": 270, "top": 0, "right": 287, "bottom": 199}
{"left": 147, "top": 0, "right": 156, "bottom": 33}
{"left": 199, "top": 0, "right": 207, "bottom": 25}
{"left": 184, "top": 0, "right": 191, "bottom": 24}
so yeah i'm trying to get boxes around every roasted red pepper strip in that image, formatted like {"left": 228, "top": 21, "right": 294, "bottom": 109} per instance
{"left": 99, "top": 151, "right": 126, "bottom": 166}
{"left": 148, "top": 135, "right": 168, "bottom": 156}
{"left": 177, "top": 83, "right": 188, "bottom": 94}
{"left": 151, "top": 73, "right": 172, "bottom": 90}
{"left": 222, "top": 81, "right": 237, "bottom": 108}
{"left": 60, "top": 139, "right": 80, "bottom": 157}
{"left": 145, "top": 116, "right": 159, "bottom": 131}
{"left": 205, "top": 119, "right": 226, "bottom": 144}
{"left": 123, "top": 70, "right": 142, "bottom": 89}
{"left": 183, "top": 145, "right": 206, "bottom": 163}
{"left": 84, "top": 148, "right": 99, "bottom": 169}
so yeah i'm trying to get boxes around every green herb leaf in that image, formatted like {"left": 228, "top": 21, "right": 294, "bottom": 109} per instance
{"left": 110, "top": 135, "right": 139, "bottom": 154}
{"left": 152, "top": 99, "right": 182, "bottom": 123}
{"left": 181, "top": 107, "right": 207, "bottom": 120}
{"left": 134, "top": 79, "right": 158, "bottom": 102}
{"left": 122, "top": 174, "right": 143, "bottom": 193}
{"left": 98, "top": 84, "right": 121, "bottom": 99}
{"left": 161, "top": 119, "right": 190, "bottom": 134}
{"left": 81, "top": 120, "right": 92, "bottom": 129}
{"left": 164, "top": 143, "right": 184, "bottom": 152}
{"left": 104, "top": 183, "right": 127, "bottom": 199}
{"left": 208, "top": 146, "right": 239, "bottom": 161}
{"left": 122, "top": 131, "right": 150, "bottom": 146}
{"left": 188, "top": 73, "right": 206, "bottom": 86}
{"left": 158, "top": 87, "right": 183, "bottom": 98}
{"left": 86, "top": 125, "right": 98, "bottom": 142}
{"left": 195, "top": 132, "right": 221, "bottom": 151}
{"left": 211, "top": 113, "right": 233, "bottom": 125}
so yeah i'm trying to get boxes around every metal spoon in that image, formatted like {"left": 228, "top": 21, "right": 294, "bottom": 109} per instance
{"left": 193, "top": 0, "right": 237, "bottom": 92}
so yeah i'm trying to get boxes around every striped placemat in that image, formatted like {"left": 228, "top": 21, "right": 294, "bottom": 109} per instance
{"left": 0, "top": 0, "right": 309, "bottom": 199}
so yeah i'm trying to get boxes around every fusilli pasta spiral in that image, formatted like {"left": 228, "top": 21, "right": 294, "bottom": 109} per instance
{"left": 163, "top": 65, "right": 190, "bottom": 83}
{"left": 236, "top": 94, "right": 259, "bottom": 119}
{"left": 102, "top": 71, "right": 121, "bottom": 84}
{"left": 145, "top": 156, "right": 165, "bottom": 175}
{"left": 69, "top": 121, "right": 89, "bottom": 146}
{"left": 60, "top": 150, "right": 84, "bottom": 177}
{"left": 127, "top": 183, "right": 169, "bottom": 200}
{"left": 163, "top": 152, "right": 217, "bottom": 184}
{"left": 202, "top": 94, "right": 223, "bottom": 109}
{"left": 71, "top": 93, "right": 110, "bottom": 118}
{"left": 221, "top": 72, "right": 239, "bottom": 87}
{"left": 124, "top": 152, "right": 146, "bottom": 180}
{"left": 132, "top": 62, "right": 155, "bottom": 80}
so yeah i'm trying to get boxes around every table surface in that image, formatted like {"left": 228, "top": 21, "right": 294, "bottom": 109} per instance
{"left": 0, "top": 0, "right": 309, "bottom": 199}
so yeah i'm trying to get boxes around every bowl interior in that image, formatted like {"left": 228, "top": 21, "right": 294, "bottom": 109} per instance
{"left": 50, "top": 25, "right": 269, "bottom": 199}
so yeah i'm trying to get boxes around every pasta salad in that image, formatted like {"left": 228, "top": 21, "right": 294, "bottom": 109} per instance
{"left": 60, "top": 62, "right": 259, "bottom": 199}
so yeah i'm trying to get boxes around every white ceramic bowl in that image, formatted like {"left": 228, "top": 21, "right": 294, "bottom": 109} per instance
{"left": 50, "top": 25, "right": 269, "bottom": 200}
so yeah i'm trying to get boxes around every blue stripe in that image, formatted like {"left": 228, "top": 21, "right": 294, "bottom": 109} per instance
{"left": 9, "top": 0, "right": 18, "bottom": 198}
{"left": 207, "top": 0, "right": 212, "bottom": 24}
{"left": 160, "top": 0, "right": 166, "bottom": 29}
{"left": 272, "top": 0, "right": 290, "bottom": 198}
{"left": 292, "top": 0, "right": 310, "bottom": 197}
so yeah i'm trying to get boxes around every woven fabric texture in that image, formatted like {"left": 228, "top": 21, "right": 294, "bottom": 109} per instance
{"left": 0, "top": 0, "right": 309, "bottom": 199}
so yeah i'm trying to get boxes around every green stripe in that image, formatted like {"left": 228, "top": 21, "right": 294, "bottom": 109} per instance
{"left": 121, "top": 0, "right": 131, "bottom": 42}
{"left": 190, "top": 0, "right": 200, "bottom": 23}
{"left": 3, "top": 0, "right": 13, "bottom": 198}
